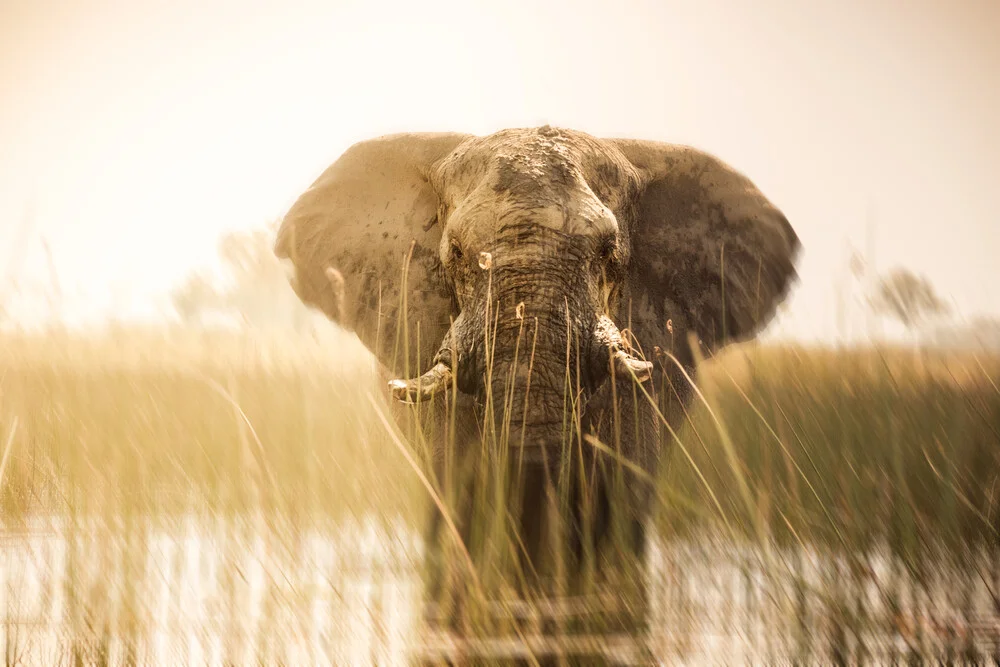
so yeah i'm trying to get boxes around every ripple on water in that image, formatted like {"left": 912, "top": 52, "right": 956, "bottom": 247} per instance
{"left": 0, "top": 513, "right": 997, "bottom": 664}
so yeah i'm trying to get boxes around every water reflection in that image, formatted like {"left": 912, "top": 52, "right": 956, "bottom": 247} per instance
{"left": 1, "top": 513, "right": 997, "bottom": 664}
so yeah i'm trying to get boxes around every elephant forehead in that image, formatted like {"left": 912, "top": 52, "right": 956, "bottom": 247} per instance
{"left": 451, "top": 187, "right": 617, "bottom": 242}
{"left": 498, "top": 196, "right": 618, "bottom": 237}
{"left": 435, "top": 126, "right": 639, "bottom": 213}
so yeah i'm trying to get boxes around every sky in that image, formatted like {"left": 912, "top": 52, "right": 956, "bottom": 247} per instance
{"left": 1, "top": 0, "right": 998, "bottom": 341}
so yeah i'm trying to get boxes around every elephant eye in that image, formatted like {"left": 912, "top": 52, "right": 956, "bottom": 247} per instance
{"left": 597, "top": 238, "right": 615, "bottom": 262}
{"left": 450, "top": 241, "right": 464, "bottom": 261}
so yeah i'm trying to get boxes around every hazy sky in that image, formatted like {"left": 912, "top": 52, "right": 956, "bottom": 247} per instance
{"left": 2, "top": 0, "right": 998, "bottom": 340}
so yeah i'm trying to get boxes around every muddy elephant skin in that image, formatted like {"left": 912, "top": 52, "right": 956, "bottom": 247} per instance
{"left": 275, "top": 125, "right": 801, "bottom": 657}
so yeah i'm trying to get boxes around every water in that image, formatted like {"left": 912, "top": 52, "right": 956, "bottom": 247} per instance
{"left": 1, "top": 512, "right": 997, "bottom": 665}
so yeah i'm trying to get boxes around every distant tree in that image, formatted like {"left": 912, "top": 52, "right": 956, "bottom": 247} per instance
{"left": 171, "top": 271, "right": 221, "bottom": 326}
{"left": 968, "top": 316, "right": 1000, "bottom": 349}
{"left": 848, "top": 249, "right": 867, "bottom": 281}
{"left": 927, "top": 315, "right": 1000, "bottom": 351}
{"left": 170, "top": 221, "right": 314, "bottom": 332}
{"left": 868, "top": 267, "right": 951, "bottom": 341}
{"left": 836, "top": 242, "right": 868, "bottom": 344}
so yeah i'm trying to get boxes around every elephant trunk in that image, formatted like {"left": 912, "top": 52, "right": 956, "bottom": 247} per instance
{"left": 486, "top": 312, "right": 579, "bottom": 454}
{"left": 485, "top": 310, "right": 653, "bottom": 456}
{"left": 389, "top": 314, "right": 651, "bottom": 408}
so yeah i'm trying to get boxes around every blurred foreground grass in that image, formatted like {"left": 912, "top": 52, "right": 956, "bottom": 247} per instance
{"left": 0, "top": 327, "right": 425, "bottom": 524}
{"left": 663, "top": 343, "right": 1000, "bottom": 561}
{"left": 1, "top": 328, "right": 1000, "bottom": 661}
{"left": 2, "top": 326, "right": 997, "bottom": 559}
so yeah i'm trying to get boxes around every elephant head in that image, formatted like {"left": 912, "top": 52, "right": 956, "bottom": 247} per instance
{"left": 275, "top": 126, "right": 800, "bottom": 451}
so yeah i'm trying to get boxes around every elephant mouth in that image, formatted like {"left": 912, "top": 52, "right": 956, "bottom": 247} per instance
{"left": 388, "top": 314, "right": 652, "bottom": 404}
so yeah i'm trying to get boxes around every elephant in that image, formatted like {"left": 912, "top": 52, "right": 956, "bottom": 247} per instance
{"left": 274, "top": 125, "right": 800, "bottom": 662}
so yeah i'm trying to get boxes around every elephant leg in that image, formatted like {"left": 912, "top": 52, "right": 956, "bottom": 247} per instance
{"left": 580, "top": 383, "right": 668, "bottom": 643}
{"left": 512, "top": 459, "right": 653, "bottom": 667}
{"left": 420, "top": 453, "right": 561, "bottom": 666}
{"left": 568, "top": 456, "right": 611, "bottom": 598}
{"left": 420, "top": 415, "right": 482, "bottom": 636}
{"left": 419, "top": 453, "right": 650, "bottom": 666}
{"left": 506, "top": 459, "right": 580, "bottom": 667}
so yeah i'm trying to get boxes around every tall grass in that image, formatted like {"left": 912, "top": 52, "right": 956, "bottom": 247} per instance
{"left": 0, "top": 327, "right": 425, "bottom": 524}
{"left": 656, "top": 342, "right": 1000, "bottom": 664}
{"left": 663, "top": 344, "right": 1000, "bottom": 558}
{"left": 1, "top": 326, "right": 999, "bottom": 662}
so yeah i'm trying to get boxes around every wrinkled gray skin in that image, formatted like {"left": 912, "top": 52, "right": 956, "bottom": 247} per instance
{"left": 275, "top": 126, "right": 800, "bottom": 648}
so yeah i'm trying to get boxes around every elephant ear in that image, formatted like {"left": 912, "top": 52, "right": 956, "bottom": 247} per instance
{"left": 610, "top": 139, "right": 801, "bottom": 362}
{"left": 275, "top": 132, "right": 473, "bottom": 375}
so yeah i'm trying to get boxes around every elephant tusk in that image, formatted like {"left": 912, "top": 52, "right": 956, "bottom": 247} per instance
{"left": 592, "top": 315, "right": 654, "bottom": 384}
{"left": 611, "top": 349, "right": 653, "bottom": 383}
{"left": 388, "top": 362, "right": 454, "bottom": 403}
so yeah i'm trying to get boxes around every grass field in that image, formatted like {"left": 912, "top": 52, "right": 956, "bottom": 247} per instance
{"left": 0, "top": 326, "right": 423, "bottom": 523}
{"left": 662, "top": 343, "right": 1000, "bottom": 553}
{"left": 1, "top": 326, "right": 999, "bottom": 663}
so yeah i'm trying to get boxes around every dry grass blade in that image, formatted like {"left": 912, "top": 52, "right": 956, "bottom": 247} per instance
{"left": 663, "top": 345, "right": 766, "bottom": 545}
{"left": 366, "top": 391, "right": 481, "bottom": 590}
{"left": 1, "top": 325, "right": 998, "bottom": 663}
{"left": 365, "top": 392, "right": 545, "bottom": 667}
{"left": 0, "top": 416, "right": 18, "bottom": 489}
{"left": 582, "top": 434, "right": 656, "bottom": 486}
